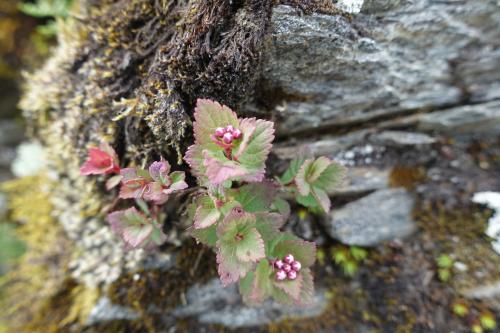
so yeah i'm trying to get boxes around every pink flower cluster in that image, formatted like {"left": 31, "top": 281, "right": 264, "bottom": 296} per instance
{"left": 274, "top": 254, "right": 302, "bottom": 281}
{"left": 214, "top": 125, "right": 242, "bottom": 145}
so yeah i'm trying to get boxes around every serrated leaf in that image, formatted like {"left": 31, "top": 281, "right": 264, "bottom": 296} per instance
{"left": 217, "top": 210, "right": 265, "bottom": 263}
{"left": 311, "top": 186, "right": 331, "bottom": 213}
{"left": 254, "top": 213, "right": 286, "bottom": 242}
{"left": 216, "top": 242, "right": 255, "bottom": 286}
{"left": 189, "top": 223, "right": 218, "bottom": 247}
{"left": 248, "top": 260, "right": 273, "bottom": 304}
{"left": 193, "top": 195, "right": 221, "bottom": 229}
{"left": 107, "top": 207, "right": 164, "bottom": 249}
{"left": 296, "top": 268, "right": 315, "bottom": 306}
{"left": 312, "top": 162, "right": 346, "bottom": 192}
{"left": 271, "top": 198, "right": 291, "bottom": 219}
{"left": 232, "top": 182, "right": 278, "bottom": 213}
{"left": 273, "top": 269, "right": 303, "bottom": 300}
{"left": 215, "top": 209, "right": 265, "bottom": 285}
{"left": 295, "top": 193, "right": 320, "bottom": 209}
{"left": 279, "top": 150, "right": 310, "bottom": 185}
{"left": 273, "top": 239, "right": 316, "bottom": 268}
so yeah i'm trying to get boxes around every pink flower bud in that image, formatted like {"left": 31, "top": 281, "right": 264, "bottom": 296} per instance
{"left": 274, "top": 259, "right": 284, "bottom": 270}
{"left": 282, "top": 263, "right": 291, "bottom": 273}
{"left": 283, "top": 254, "right": 294, "bottom": 264}
{"left": 215, "top": 127, "right": 225, "bottom": 137}
{"left": 222, "top": 132, "right": 233, "bottom": 144}
{"left": 291, "top": 260, "right": 302, "bottom": 272}
{"left": 232, "top": 129, "right": 242, "bottom": 139}
{"left": 287, "top": 270, "right": 297, "bottom": 280}
{"left": 226, "top": 125, "right": 234, "bottom": 133}
{"left": 275, "top": 270, "right": 287, "bottom": 281}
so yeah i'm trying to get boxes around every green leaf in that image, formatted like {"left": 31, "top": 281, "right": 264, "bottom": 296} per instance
{"left": 437, "top": 254, "right": 453, "bottom": 268}
{"left": 232, "top": 182, "right": 278, "bottom": 213}
{"left": 254, "top": 213, "right": 286, "bottom": 243}
{"left": 216, "top": 209, "right": 265, "bottom": 285}
{"left": 349, "top": 246, "right": 367, "bottom": 261}
{"left": 240, "top": 259, "right": 274, "bottom": 305}
{"left": 107, "top": 207, "right": 165, "bottom": 249}
{"left": 343, "top": 261, "right": 358, "bottom": 277}
{"left": 296, "top": 268, "right": 315, "bottom": 305}
{"left": 193, "top": 195, "right": 221, "bottom": 229}
{"left": 272, "top": 239, "right": 316, "bottom": 268}
{"left": 216, "top": 241, "right": 255, "bottom": 286}
{"left": 190, "top": 223, "right": 217, "bottom": 247}
{"left": 311, "top": 187, "right": 331, "bottom": 213}
{"left": 294, "top": 157, "right": 345, "bottom": 213}
{"left": 271, "top": 198, "right": 291, "bottom": 219}
{"left": 295, "top": 193, "right": 320, "bottom": 209}
{"left": 270, "top": 268, "right": 314, "bottom": 306}
{"left": 274, "top": 269, "right": 303, "bottom": 299}
{"left": 313, "top": 162, "right": 345, "bottom": 192}
{"left": 279, "top": 152, "right": 309, "bottom": 185}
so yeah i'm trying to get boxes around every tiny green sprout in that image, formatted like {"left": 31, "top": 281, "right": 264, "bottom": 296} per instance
{"left": 331, "top": 245, "right": 367, "bottom": 277}
{"left": 438, "top": 268, "right": 451, "bottom": 282}
{"left": 452, "top": 300, "right": 468, "bottom": 317}
{"left": 437, "top": 254, "right": 453, "bottom": 268}
{"left": 472, "top": 323, "right": 484, "bottom": 333}
{"left": 437, "top": 254, "right": 453, "bottom": 282}
{"left": 480, "top": 312, "right": 497, "bottom": 330}
{"left": 332, "top": 247, "right": 348, "bottom": 264}
{"left": 349, "top": 246, "right": 368, "bottom": 261}
{"left": 343, "top": 260, "right": 358, "bottom": 277}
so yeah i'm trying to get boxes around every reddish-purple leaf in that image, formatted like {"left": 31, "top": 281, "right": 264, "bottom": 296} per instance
{"left": 80, "top": 143, "right": 120, "bottom": 176}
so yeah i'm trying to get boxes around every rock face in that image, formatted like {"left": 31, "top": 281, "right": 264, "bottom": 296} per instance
{"left": 262, "top": 1, "right": 500, "bottom": 135}
{"left": 332, "top": 167, "right": 390, "bottom": 196}
{"left": 325, "top": 188, "right": 417, "bottom": 246}
{"left": 172, "top": 278, "right": 327, "bottom": 328}
{"left": 417, "top": 101, "right": 500, "bottom": 136}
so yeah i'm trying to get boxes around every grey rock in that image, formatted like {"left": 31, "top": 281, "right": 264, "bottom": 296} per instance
{"left": 261, "top": 2, "right": 500, "bottom": 135}
{"left": 86, "top": 297, "right": 140, "bottom": 326}
{"left": 0, "top": 120, "right": 24, "bottom": 146}
{"left": 333, "top": 167, "right": 390, "bottom": 196}
{"left": 173, "top": 278, "right": 328, "bottom": 328}
{"left": 326, "top": 188, "right": 416, "bottom": 246}
{"left": 462, "top": 281, "right": 500, "bottom": 300}
{"left": 370, "top": 131, "right": 437, "bottom": 147}
{"left": 273, "top": 130, "right": 370, "bottom": 160}
{"left": 417, "top": 101, "right": 500, "bottom": 135}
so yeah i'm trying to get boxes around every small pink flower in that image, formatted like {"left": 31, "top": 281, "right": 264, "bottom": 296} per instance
{"left": 275, "top": 270, "right": 287, "bottom": 281}
{"left": 282, "top": 263, "right": 292, "bottom": 273}
{"left": 283, "top": 254, "right": 294, "bottom": 264}
{"left": 226, "top": 125, "right": 235, "bottom": 133}
{"left": 291, "top": 260, "right": 301, "bottom": 272}
{"left": 287, "top": 270, "right": 297, "bottom": 280}
{"left": 80, "top": 143, "right": 120, "bottom": 176}
{"left": 232, "top": 129, "right": 242, "bottom": 139}
{"left": 223, "top": 132, "right": 234, "bottom": 144}
{"left": 274, "top": 259, "right": 284, "bottom": 270}
{"left": 215, "top": 127, "right": 225, "bottom": 137}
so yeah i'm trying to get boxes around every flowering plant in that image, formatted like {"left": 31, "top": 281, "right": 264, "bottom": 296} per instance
{"left": 81, "top": 99, "right": 345, "bottom": 305}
